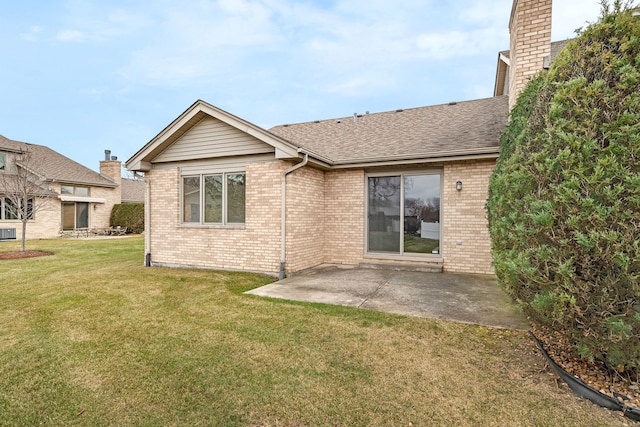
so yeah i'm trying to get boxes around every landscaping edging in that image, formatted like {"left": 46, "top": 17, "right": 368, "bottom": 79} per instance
{"left": 530, "top": 331, "right": 640, "bottom": 422}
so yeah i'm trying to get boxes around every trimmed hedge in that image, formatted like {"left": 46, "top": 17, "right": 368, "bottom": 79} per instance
{"left": 487, "top": 4, "right": 640, "bottom": 372}
{"left": 110, "top": 203, "right": 144, "bottom": 234}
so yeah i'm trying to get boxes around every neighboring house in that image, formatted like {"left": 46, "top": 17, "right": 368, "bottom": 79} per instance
{"left": 126, "top": 0, "right": 559, "bottom": 277}
{"left": 0, "top": 136, "right": 127, "bottom": 239}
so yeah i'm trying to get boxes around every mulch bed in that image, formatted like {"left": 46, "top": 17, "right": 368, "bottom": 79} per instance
{"left": 532, "top": 324, "right": 640, "bottom": 411}
{"left": 0, "top": 250, "right": 53, "bottom": 260}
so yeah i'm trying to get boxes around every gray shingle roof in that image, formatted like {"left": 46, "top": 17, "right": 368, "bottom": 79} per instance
{"left": 0, "top": 135, "right": 117, "bottom": 187}
{"left": 121, "top": 178, "right": 145, "bottom": 203}
{"left": 268, "top": 96, "right": 509, "bottom": 165}
{"left": 549, "top": 39, "right": 570, "bottom": 62}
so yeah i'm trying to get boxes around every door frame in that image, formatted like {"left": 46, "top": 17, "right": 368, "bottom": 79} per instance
{"left": 364, "top": 169, "right": 443, "bottom": 259}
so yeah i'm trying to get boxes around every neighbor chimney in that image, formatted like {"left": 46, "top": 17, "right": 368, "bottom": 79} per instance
{"left": 100, "top": 151, "right": 122, "bottom": 204}
{"left": 508, "top": 0, "right": 552, "bottom": 108}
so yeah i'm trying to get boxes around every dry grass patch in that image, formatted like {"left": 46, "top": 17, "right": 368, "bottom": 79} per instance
{"left": 0, "top": 237, "right": 630, "bottom": 426}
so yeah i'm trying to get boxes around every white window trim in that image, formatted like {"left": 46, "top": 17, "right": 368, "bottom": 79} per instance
{"left": 364, "top": 169, "right": 443, "bottom": 259}
{"left": 180, "top": 171, "right": 246, "bottom": 226}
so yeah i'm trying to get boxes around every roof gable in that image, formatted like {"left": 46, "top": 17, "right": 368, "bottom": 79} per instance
{"left": 126, "top": 100, "right": 301, "bottom": 172}
{"left": 153, "top": 115, "right": 275, "bottom": 163}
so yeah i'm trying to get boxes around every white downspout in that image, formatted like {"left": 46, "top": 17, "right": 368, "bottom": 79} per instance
{"left": 280, "top": 152, "right": 308, "bottom": 280}
{"left": 136, "top": 171, "right": 152, "bottom": 267}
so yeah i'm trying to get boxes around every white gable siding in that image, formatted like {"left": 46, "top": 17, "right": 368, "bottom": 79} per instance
{"left": 153, "top": 116, "right": 275, "bottom": 163}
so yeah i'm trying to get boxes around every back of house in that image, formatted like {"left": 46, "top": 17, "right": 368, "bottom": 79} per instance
{"left": 126, "top": 0, "right": 559, "bottom": 277}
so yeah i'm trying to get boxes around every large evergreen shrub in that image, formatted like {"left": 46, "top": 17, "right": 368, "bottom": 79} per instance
{"left": 487, "top": 3, "right": 640, "bottom": 372}
{"left": 110, "top": 203, "right": 144, "bottom": 234}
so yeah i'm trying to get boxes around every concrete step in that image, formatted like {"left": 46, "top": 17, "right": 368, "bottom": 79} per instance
{"left": 359, "top": 260, "right": 443, "bottom": 273}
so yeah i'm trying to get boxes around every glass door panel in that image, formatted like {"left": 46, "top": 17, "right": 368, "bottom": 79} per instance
{"left": 367, "top": 176, "right": 401, "bottom": 253}
{"left": 404, "top": 175, "right": 440, "bottom": 254}
{"left": 62, "top": 203, "right": 75, "bottom": 230}
{"left": 77, "top": 202, "right": 89, "bottom": 229}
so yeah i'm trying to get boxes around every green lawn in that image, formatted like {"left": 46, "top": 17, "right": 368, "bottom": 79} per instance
{"left": 0, "top": 237, "right": 627, "bottom": 426}
{"left": 404, "top": 234, "right": 439, "bottom": 254}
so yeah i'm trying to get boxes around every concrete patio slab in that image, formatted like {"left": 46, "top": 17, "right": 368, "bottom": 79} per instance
{"left": 246, "top": 265, "right": 529, "bottom": 330}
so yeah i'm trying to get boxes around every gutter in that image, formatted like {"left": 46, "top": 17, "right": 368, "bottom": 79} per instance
{"left": 328, "top": 147, "right": 501, "bottom": 168}
{"left": 279, "top": 151, "right": 309, "bottom": 280}
{"left": 46, "top": 178, "right": 119, "bottom": 188}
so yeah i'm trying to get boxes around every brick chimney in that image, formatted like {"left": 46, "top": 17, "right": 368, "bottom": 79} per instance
{"left": 508, "top": 0, "right": 552, "bottom": 108}
{"left": 100, "top": 150, "right": 122, "bottom": 204}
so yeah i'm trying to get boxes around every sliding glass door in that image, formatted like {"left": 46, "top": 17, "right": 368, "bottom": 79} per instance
{"left": 367, "top": 173, "right": 441, "bottom": 256}
{"left": 62, "top": 202, "right": 89, "bottom": 230}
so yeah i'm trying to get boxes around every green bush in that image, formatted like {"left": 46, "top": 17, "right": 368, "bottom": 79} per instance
{"left": 487, "top": 4, "right": 640, "bottom": 372}
{"left": 110, "top": 203, "right": 144, "bottom": 234}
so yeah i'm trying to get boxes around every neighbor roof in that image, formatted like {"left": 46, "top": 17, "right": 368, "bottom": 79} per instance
{"left": 121, "top": 178, "right": 145, "bottom": 203}
{"left": 269, "top": 96, "right": 509, "bottom": 166}
{"left": 0, "top": 135, "right": 117, "bottom": 188}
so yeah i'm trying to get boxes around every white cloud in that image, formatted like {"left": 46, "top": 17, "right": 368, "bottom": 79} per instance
{"left": 552, "top": 0, "right": 602, "bottom": 40}
{"left": 21, "top": 25, "right": 44, "bottom": 41}
{"left": 458, "top": 0, "right": 511, "bottom": 26}
{"left": 415, "top": 27, "right": 505, "bottom": 60}
{"left": 57, "top": 29, "right": 85, "bottom": 42}
{"left": 54, "top": 4, "right": 152, "bottom": 43}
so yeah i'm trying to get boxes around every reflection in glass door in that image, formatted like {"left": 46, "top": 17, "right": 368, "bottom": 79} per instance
{"left": 367, "top": 176, "right": 401, "bottom": 252}
{"left": 404, "top": 174, "right": 440, "bottom": 254}
{"left": 367, "top": 173, "right": 440, "bottom": 255}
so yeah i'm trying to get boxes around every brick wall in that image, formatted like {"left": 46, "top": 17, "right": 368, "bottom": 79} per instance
{"left": 324, "top": 169, "right": 365, "bottom": 265}
{"left": 146, "top": 161, "right": 285, "bottom": 275}
{"left": 285, "top": 166, "right": 325, "bottom": 272}
{"left": 90, "top": 186, "right": 119, "bottom": 230}
{"left": 508, "top": 0, "right": 552, "bottom": 108}
{"left": 442, "top": 159, "right": 496, "bottom": 275}
{"left": 144, "top": 160, "right": 496, "bottom": 275}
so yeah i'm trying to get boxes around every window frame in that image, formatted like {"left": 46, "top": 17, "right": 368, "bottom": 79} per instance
{"left": 62, "top": 201, "right": 89, "bottom": 230}
{"left": 181, "top": 171, "right": 246, "bottom": 226}
{"left": 61, "top": 185, "right": 90, "bottom": 196}
{"left": 1, "top": 197, "right": 35, "bottom": 221}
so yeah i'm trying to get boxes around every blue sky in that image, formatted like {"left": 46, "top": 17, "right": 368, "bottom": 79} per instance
{"left": 0, "top": 0, "right": 602, "bottom": 173}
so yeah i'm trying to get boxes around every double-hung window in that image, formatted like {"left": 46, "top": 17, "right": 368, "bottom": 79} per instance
{"left": 182, "top": 172, "right": 246, "bottom": 225}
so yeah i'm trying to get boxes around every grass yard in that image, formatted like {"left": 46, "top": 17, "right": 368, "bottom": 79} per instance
{"left": 0, "top": 237, "right": 628, "bottom": 426}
